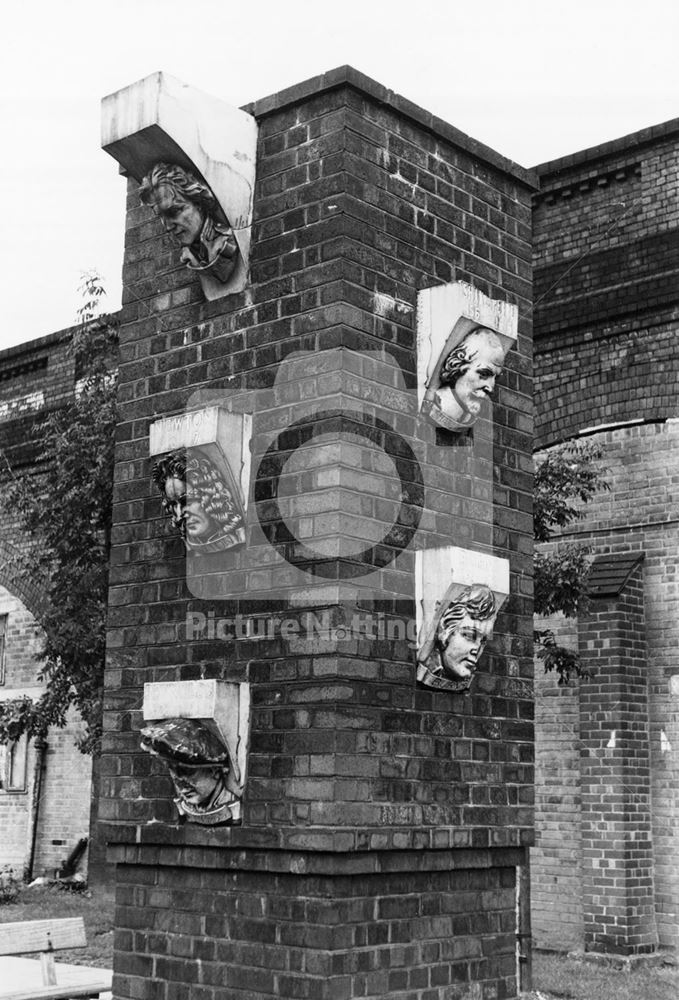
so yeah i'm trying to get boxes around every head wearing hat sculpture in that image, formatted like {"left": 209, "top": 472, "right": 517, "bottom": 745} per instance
{"left": 430, "top": 327, "right": 506, "bottom": 432}
{"left": 152, "top": 451, "right": 245, "bottom": 551}
{"left": 417, "top": 583, "right": 497, "bottom": 691}
{"left": 139, "top": 162, "right": 239, "bottom": 285}
{"left": 140, "top": 717, "right": 240, "bottom": 825}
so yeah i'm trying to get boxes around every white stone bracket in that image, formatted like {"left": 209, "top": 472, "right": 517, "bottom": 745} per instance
{"left": 143, "top": 679, "right": 250, "bottom": 792}
{"left": 149, "top": 405, "right": 252, "bottom": 523}
{"left": 101, "top": 72, "right": 258, "bottom": 298}
{"left": 415, "top": 545, "right": 510, "bottom": 665}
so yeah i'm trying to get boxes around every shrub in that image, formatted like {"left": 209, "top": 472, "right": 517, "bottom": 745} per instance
{"left": 0, "top": 866, "right": 22, "bottom": 905}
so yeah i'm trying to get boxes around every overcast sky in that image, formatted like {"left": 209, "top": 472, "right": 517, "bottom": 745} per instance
{"left": 1, "top": 0, "right": 677, "bottom": 352}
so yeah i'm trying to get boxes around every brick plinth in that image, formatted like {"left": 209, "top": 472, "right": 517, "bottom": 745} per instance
{"left": 110, "top": 846, "right": 521, "bottom": 1000}
{"left": 578, "top": 563, "right": 657, "bottom": 956}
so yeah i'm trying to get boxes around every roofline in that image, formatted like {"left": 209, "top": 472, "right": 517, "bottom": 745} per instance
{"left": 0, "top": 309, "right": 122, "bottom": 367}
{"left": 244, "top": 65, "right": 539, "bottom": 191}
{"left": 0, "top": 327, "right": 74, "bottom": 365}
{"left": 534, "top": 116, "right": 679, "bottom": 177}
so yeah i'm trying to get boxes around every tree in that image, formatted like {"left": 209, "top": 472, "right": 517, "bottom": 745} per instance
{"left": 0, "top": 275, "right": 118, "bottom": 753}
{"left": 533, "top": 442, "right": 608, "bottom": 684}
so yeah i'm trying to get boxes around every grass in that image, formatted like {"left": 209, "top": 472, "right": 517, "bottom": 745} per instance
{"left": 0, "top": 883, "right": 114, "bottom": 968}
{"left": 529, "top": 950, "right": 679, "bottom": 1000}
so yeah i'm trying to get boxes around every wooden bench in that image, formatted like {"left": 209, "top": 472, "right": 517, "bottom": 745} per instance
{"left": 0, "top": 918, "right": 112, "bottom": 1000}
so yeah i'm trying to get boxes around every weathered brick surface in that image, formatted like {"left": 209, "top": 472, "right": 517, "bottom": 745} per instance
{"left": 103, "top": 68, "right": 535, "bottom": 999}
{"left": 534, "top": 128, "right": 679, "bottom": 448}
{"left": 532, "top": 119, "right": 679, "bottom": 954}
{"left": 0, "top": 330, "right": 74, "bottom": 437}
{"left": 109, "top": 848, "right": 520, "bottom": 1000}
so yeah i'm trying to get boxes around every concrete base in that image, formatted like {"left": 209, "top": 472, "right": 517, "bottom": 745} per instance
{"left": 567, "top": 949, "right": 665, "bottom": 972}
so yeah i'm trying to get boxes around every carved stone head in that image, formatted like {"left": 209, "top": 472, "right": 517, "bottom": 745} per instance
{"left": 140, "top": 716, "right": 239, "bottom": 825}
{"left": 139, "top": 162, "right": 238, "bottom": 284}
{"left": 418, "top": 583, "right": 497, "bottom": 691}
{"left": 152, "top": 450, "right": 245, "bottom": 551}
{"left": 432, "top": 327, "right": 506, "bottom": 431}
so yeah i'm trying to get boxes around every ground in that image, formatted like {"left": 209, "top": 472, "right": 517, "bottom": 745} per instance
{"left": 0, "top": 882, "right": 114, "bottom": 967}
{"left": 529, "top": 951, "right": 679, "bottom": 1000}
{"left": 0, "top": 884, "right": 677, "bottom": 998}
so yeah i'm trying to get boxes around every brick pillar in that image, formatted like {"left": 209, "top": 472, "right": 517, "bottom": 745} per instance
{"left": 101, "top": 67, "right": 536, "bottom": 1000}
{"left": 578, "top": 559, "right": 657, "bottom": 955}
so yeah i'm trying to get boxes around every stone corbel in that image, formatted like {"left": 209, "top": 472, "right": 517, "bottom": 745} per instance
{"left": 101, "top": 72, "right": 258, "bottom": 299}
{"left": 417, "top": 281, "right": 518, "bottom": 432}
{"left": 416, "top": 546, "right": 510, "bottom": 691}
{"left": 150, "top": 406, "right": 252, "bottom": 552}
{"left": 142, "top": 679, "right": 250, "bottom": 826}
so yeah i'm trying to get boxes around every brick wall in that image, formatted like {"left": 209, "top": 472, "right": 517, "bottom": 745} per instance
{"left": 0, "top": 330, "right": 74, "bottom": 468}
{"left": 115, "top": 852, "right": 515, "bottom": 1000}
{"left": 31, "top": 709, "right": 93, "bottom": 878}
{"left": 0, "top": 329, "right": 95, "bottom": 880}
{"left": 102, "top": 67, "right": 535, "bottom": 998}
{"left": 532, "top": 117, "right": 679, "bottom": 954}
{"left": 0, "top": 585, "right": 43, "bottom": 687}
{"left": 531, "top": 613, "right": 582, "bottom": 951}
{"left": 534, "top": 122, "right": 679, "bottom": 448}
{"left": 532, "top": 427, "right": 679, "bottom": 953}
{"left": 0, "top": 584, "right": 92, "bottom": 878}
{"left": 111, "top": 852, "right": 519, "bottom": 1000}
{"left": 578, "top": 563, "right": 656, "bottom": 955}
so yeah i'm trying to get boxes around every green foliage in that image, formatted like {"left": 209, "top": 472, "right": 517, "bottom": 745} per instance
{"left": 534, "top": 442, "right": 608, "bottom": 683}
{"left": 0, "top": 274, "right": 118, "bottom": 753}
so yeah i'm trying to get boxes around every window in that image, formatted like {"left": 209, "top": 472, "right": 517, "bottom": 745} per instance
{"left": 0, "top": 615, "right": 5, "bottom": 684}
{"left": 0, "top": 735, "right": 28, "bottom": 792}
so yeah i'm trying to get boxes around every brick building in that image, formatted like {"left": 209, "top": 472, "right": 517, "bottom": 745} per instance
{"left": 100, "top": 67, "right": 536, "bottom": 999}
{"left": 0, "top": 330, "right": 93, "bottom": 879}
{"left": 532, "top": 120, "right": 679, "bottom": 957}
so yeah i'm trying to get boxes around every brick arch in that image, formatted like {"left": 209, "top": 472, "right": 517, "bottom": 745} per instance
{"left": 534, "top": 321, "right": 679, "bottom": 449}
{"left": 0, "top": 540, "right": 48, "bottom": 622}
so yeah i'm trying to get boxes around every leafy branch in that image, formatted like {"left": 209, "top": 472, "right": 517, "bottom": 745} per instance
{"left": 0, "top": 274, "right": 118, "bottom": 753}
{"left": 534, "top": 442, "right": 609, "bottom": 683}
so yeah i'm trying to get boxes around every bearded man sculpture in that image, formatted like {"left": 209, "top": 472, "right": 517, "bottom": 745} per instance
{"left": 428, "top": 327, "right": 506, "bottom": 432}
{"left": 417, "top": 583, "right": 497, "bottom": 691}
{"left": 139, "top": 162, "right": 239, "bottom": 286}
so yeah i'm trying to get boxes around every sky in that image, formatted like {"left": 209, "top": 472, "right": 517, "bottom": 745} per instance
{"left": 1, "top": 0, "right": 678, "bottom": 351}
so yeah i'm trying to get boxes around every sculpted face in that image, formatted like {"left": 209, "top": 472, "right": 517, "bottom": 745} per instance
{"left": 162, "top": 476, "right": 213, "bottom": 540}
{"left": 151, "top": 183, "right": 204, "bottom": 246}
{"left": 451, "top": 331, "right": 505, "bottom": 417}
{"left": 438, "top": 613, "right": 494, "bottom": 680}
{"left": 168, "top": 763, "right": 223, "bottom": 808}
